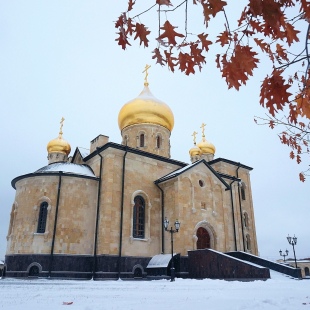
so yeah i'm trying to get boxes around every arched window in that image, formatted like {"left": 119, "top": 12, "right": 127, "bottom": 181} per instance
{"left": 246, "top": 234, "right": 251, "bottom": 251}
{"left": 243, "top": 212, "right": 249, "bottom": 228}
{"left": 156, "top": 135, "right": 161, "bottom": 149}
{"left": 28, "top": 265, "right": 39, "bottom": 277}
{"left": 140, "top": 134, "right": 145, "bottom": 147}
{"left": 133, "top": 196, "right": 145, "bottom": 238}
{"left": 305, "top": 267, "right": 310, "bottom": 277}
{"left": 37, "top": 202, "right": 48, "bottom": 233}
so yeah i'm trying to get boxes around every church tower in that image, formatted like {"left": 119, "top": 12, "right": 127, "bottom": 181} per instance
{"left": 118, "top": 65, "right": 174, "bottom": 158}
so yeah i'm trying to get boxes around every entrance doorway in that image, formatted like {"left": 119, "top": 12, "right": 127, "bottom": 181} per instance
{"left": 196, "top": 227, "right": 211, "bottom": 249}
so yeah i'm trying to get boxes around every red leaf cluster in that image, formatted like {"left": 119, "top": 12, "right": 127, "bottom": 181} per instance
{"left": 115, "top": 0, "right": 310, "bottom": 181}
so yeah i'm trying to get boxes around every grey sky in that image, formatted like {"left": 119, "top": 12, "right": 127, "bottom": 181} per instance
{"left": 0, "top": 1, "right": 309, "bottom": 261}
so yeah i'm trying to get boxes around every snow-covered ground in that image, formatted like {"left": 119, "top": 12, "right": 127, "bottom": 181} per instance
{"left": 0, "top": 271, "right": 309, "bottom": 310}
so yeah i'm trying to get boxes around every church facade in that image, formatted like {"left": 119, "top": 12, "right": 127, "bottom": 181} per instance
{"left": 5, "top": 75, "right": 258, "bottom": 279}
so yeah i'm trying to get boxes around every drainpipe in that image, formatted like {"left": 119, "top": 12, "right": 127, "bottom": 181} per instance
{"left": 118, "top": 145, "right": 128, "bottom": 279}
{"left": 155, "top": 183, "right": 165, "bottom": 254}
{"left": 236, "top": 164, "right": 246, "bottom": 252}
{"left": 229, "top": 179, "right": 237, "bottom": 251}
{"left": 49, "top": 172, "right": 62, "bottom": 278}
{"left": 92, "top": 150, "right": 103, "bottom": 279}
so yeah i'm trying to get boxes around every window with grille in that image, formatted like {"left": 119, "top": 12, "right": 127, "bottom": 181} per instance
{"left": 37, "top": 202, "right": 48, "bottom": 233}
{"left": 133, "top": 196, "right": 145, "bottom": 238}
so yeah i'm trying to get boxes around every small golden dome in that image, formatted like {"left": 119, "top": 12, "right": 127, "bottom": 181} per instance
{"left": 197, "top": 137, "right": 216, "bottom": 155}
{"left": 189, "top": 145, "right": 202, "bottom": 157}
{"left": 47, "top": 136, "right": 71, "bottom": 155}
{"left": 118, "top": 85, "right": 174, "bottom": 132}
{"left": 47, "top": 117, "right": 71, "bottom": 155}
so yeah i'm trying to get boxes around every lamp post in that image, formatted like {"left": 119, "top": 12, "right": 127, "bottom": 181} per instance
{"left": 287, "top": 234, "right": 298, "bottom": 268}
{"left": 279, "top": 249, "right": 289, "bottom": 262}
{"left": 164, "top": 217, "right": 180, "bottom": 282}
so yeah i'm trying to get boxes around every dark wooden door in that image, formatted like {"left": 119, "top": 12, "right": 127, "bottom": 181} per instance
{"left": 196, "top": 227, "right": 211, "bottom": 249}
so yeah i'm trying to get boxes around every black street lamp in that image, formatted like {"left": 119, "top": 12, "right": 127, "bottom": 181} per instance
{"left": 287, "top": 234, "right": 298, "bottom": 268}
{"left": 164, "top": 217, "right": 180, "bottom": 282}
{"left": 279, "top": 249, "right": 289, "bottom": 262}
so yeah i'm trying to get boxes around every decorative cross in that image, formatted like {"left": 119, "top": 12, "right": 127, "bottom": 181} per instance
{"left": 59, "top": 117, "right": 65, "bottom": 137}
{"left": 142, "top": 64, "right": 151, "bottom": 85}
{"left": 192, "top": 131, "right": 198, "bottom": 144}
{"left": 200, "top": 123, "right": 206, "bottom": 137}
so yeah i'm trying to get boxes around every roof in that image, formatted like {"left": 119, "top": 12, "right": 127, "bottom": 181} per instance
{"left": 35, "top": 162, "right": 95, "bottom": 177}
{"left": 147, "top": 254, "right": 175, "bottom": 268}
{"left": 83, "top": 142, "right": 188, "bottom": 167}
{"left": 209, "top": 157, "right": 253, "bottom": 171}
{"left": 154, "top": 159, "right": 230, "bottom": 189}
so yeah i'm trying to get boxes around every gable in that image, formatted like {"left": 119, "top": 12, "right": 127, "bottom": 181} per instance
{"left": 155, "top": 159, "right": 230, "bottom": 190}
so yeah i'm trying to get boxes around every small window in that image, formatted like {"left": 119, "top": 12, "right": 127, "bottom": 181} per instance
{"left": 243, "top": 212, "right": 249, "bottom": 228}
{"left": 246, "top": 234, "right": 251, "bottom": 251}
{"left": 199, "top": 180, "right": 205, "bottom": 187}
{"left": 156, "top": 135, "right": 161, "bottom": 149}
{"left": 305, "top": 267, "right": 310, "bottom": 277}
{"left": 241, "top": 183, "right": 246, "bottom": 200}
{"left": 140, "top": 134, "right": 145, "bottom": 147}
{"left": 133, "top": 196, "right": 145, "bottom": 238}
{"left": 37, "top": 202, "right": 48, "bottom": 233}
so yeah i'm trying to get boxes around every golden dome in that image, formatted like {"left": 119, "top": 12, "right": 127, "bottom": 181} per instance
{"left": 47, "top": 117, "right": 71, "bottom": 155}
{"left": 47, "top": 136, "right": 71, "bottom": 155}
{"left": 189, "top": 145, "right": 202, "bottom": 157}
{"left": 197, "top": 137, "right": 216, "bottom": 155}
{"left": 118, "top": 84, "right": 174, "bottom": 132}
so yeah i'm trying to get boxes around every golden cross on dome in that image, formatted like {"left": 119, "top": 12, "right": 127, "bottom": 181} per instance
{"left": 200, "top": 123, "right": 206, "bottom": 137}
{"left": 143, "top": 64, "right": 151, "bottom": 86}
{"left": 192, "top": 131, "right": 198, "bottom": 144}
{"left": 59, "top": 117, "right": 65, "bottom": 138}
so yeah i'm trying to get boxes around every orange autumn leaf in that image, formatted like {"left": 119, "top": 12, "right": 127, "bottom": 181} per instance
{"left": 152, "top": 48, "right": 165, "bottom": 66}
{"left": 134, "top": 23, "right": 151, "bottom": 47}
{"left": 128, "top": 0, "right": 135, "bottom": 11}
{"left": 216, "top": 30, "right": 231, "bottom": 46}
{"left": 220, "top": 45, "right": 259, "bottom": 90}
{"left": 115, "top": 31, "right": 131, "bottom": 50}
{"left": 178, "top": 52, "right": 196, "bottom": 75}
{"left": 296, "top": 89, "right": 310, "bottom": 119}
{"left": 284, "top": 23, "right": 300, "bottom": 46}
{"left": 164, "top": 49, "right": 177, "bottom": 72}
{"left": 299, "top": 172, "right": 306, "bottom": 182}
{"left": 276, "top": 44, "right": 288, "bottom": 61}
{"left": 197, "top": 33, "right": 212, "bottom": 51}
{"left": 260, "top": 70, "right": 292, "bottom": 116}
{"left": 157, "top": 21, "right": 184, "bottom": 46}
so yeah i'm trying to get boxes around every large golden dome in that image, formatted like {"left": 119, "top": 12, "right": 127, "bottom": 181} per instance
{"left": 118, "top": 84, "right": 174, "bottom": 132}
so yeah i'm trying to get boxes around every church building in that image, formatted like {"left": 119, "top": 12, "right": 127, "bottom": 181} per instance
{"left": 5, "top": 69, "right": 258, "bottom": 279}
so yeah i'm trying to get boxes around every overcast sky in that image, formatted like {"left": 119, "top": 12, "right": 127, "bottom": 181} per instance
{"left": 0, "top": 1, "right": 309, "bottom": 261}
